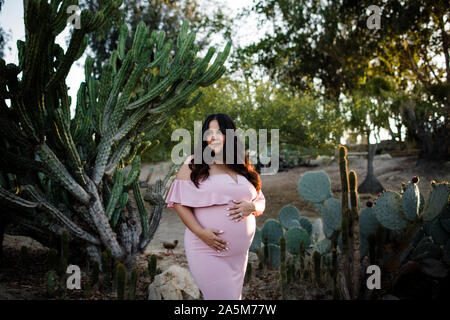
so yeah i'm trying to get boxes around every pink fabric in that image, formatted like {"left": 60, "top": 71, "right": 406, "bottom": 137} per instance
{"left": 164, "top": 174, "right": 265, "bottom": 300}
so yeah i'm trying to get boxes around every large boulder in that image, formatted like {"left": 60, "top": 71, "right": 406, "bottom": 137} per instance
{"left": 147, "top": 265, "right": 201, "bottom": 300}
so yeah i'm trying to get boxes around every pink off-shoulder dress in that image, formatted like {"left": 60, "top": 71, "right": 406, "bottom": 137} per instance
{"left": 165, "top": 173, "right": 265, "bottom": 300}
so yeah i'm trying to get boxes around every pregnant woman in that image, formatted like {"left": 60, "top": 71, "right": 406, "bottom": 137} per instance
{"left": 165, "top": 113, "right": 266, "bottom": 300}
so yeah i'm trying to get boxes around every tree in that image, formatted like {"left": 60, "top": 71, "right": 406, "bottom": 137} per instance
{"left": 345, "top": 76, "right": 394, "bottom": 194}
{"left": 237, "top": 1, "right": 379, "bottom": 101}
{"left": 0, "top": 0, "right": 231, "bottom": 268}
{"left": 0, "top": 0, "right": 10, "bottom": 59}
{"left": 376, "top": 0, "right": 450, "bottom": 164}
{"left": 239, "top": 0, "right": 449, "bottom": 163}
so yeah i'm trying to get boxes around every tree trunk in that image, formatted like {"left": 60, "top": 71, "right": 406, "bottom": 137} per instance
{"left": 358, "top": 138, "right": 384, "bottom": 194}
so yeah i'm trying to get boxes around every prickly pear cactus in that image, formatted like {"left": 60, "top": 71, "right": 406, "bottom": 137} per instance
{"left": 249, "top": 227, "right": 262, "bottom": 253}
{"left": 320, "top": 197, "right": 342, "bottom": 234}
{"left": 278, "top": 205, "right": 302, "bottom": 229}
{"left": 261, "top": 219, "right": 283, "bottom": 245}
{"left": 423, "top": 182, "right": 450, "bottom": 222}
{"left": 373, "top": 191, "right": 409, "bottom": 231}
{"left": 285, "top": 226, "right": 310, "bottom": 254}
{"left": 298, "top": 171, "right": 332, "bottom": 203}
{"left": 263, "top": 243, "right": 281, "bottom": 270}
{"left": 402, "top": 181, "right": 421, "bottom": 221}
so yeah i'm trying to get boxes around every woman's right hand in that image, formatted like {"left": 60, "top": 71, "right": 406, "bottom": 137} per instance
{"left": 197, "top": 228, "right": 229, "bottom": 252}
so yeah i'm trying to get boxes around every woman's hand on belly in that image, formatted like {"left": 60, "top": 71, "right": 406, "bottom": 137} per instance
{"left": 226, "top": 199, "right": 256, "bottom": 222}
{"left": 197, "top": 228, "right": 229, "bottom": 253}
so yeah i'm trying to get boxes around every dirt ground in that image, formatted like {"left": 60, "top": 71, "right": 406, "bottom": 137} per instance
{"left": 1, "top": 154, "right": 449, "bottom": 299}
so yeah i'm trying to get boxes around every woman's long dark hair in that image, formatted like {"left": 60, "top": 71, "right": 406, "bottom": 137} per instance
{"left": 188, "top": 113, "right": 261, "bottom": 192}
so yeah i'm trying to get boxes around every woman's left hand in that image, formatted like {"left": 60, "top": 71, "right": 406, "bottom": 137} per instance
{"left": 226, "top": 200, "right": 255, "bottom": 222}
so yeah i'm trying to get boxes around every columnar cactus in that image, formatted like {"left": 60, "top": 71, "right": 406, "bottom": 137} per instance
{"left": 0, "top": 1, "right": 231, "bottom": 269}
{"left": 46, "top": 270, "right": 58, "bottom": 298}
{"left": 129, "top": 268, "right": 139, "bottom": 300}
{"left": 116, "top": 263, "right": 126, "bottom": 300}
{"left": 148, "top": 254, "right": 157, "bottom": 282}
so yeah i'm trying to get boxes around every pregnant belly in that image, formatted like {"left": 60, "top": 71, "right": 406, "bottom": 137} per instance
{"left": 187, "top": 203, "right": 256, "bottom": 255}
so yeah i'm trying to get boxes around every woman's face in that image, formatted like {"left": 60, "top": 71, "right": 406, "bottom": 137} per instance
{"left": 205, "top": 119, "right": 225, "bottom": 154}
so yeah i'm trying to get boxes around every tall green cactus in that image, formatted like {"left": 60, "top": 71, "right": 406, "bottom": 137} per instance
{"left": 148, "top": 254, "right": 157, "bottom": 282}
{"left": 129, "top": 268, "right": 139, "bottom": 300}
{"left": 116, "top": 263, "right": 127, "bottom": 300}
{"left": 0, "top": 1, "right": 232, "bottom": 269}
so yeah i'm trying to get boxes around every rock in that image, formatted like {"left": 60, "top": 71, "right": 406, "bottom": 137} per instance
{"left": 148, "top": 265, "right": 201, "bottom": 300}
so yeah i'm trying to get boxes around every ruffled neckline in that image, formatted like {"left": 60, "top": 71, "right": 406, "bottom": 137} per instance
{"left": 165, "top": 174, "right": 251, "bottom": 208}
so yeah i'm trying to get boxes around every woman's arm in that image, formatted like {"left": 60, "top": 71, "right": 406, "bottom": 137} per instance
{"left": 173, "top": 203, "right": 228, "bottom": 252}
{"left": 170, "top": 156, "right": 228, "bottom": 252}
{"left": 173, "top": 203, "right": 205, "bottom": 237}
{"left": 252, "top": 198, "right": 265, "bottom": 217}
{"left": 252, "top": 190, "right": 266, "bottom": 217}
